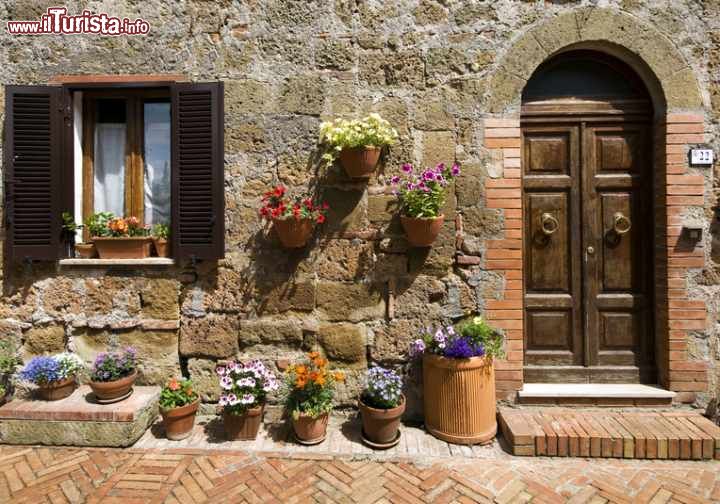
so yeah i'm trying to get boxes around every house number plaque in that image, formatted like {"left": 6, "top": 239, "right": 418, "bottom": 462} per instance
{"left": 689, "top": 148, "right": 714, "bottom": 166}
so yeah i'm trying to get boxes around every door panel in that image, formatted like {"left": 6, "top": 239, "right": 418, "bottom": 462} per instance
{"left": 522, "top": 119, "right": 654, "bottom": 382}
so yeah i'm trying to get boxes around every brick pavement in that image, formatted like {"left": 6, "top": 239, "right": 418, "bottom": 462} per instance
{"left": 0, "top": 444, "right": 718, "bottom": 503}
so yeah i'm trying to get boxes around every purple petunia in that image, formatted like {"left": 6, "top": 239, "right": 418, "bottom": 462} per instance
{"left": 444, "top": 336, "right": 485, "bottom": 359}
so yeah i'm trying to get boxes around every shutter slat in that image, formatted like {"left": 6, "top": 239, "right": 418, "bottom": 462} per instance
{"left": 4, "top": 85, "right": 63, "bottom": 262}
{"left": 171, "top": 82, "right": 224, "bottom": 260}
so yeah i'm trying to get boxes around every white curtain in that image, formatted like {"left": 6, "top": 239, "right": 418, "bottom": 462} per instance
{"left": 143, "top": 102, "right": 171, "bottom": 226}
{"left": 93, "top": 123, "right": 126, "bottom": 216}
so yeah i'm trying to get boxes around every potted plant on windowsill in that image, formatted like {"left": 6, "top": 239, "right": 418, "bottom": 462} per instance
{"left": 88, "top": 347, "right": 138, "bottom": 404}
{"left": 319, "top": 113, "right": 399, "bottom": 179}
{"left": 259, "top": 186, "right": 329, "bottom": 248}
{"left": 409, "top": 317, "right": 503, "bottom": 445}
{"left": 152, "top": 223, "right": 171, "bottom": 258}
{"left": 284, "top": 352, "right": 344, "bottom": 445}
{"left": 390, "top": 162, "right": 461, "bottom": 247}
{"left": 218, "top": 360, "right": 279, "bottom": 440}
{"left": 159, "top": 378, "right": 199, "bottom": 441}
{"left": 20, "top": 353, "right": 84, "bottom": 401}
{"left": 0, "top": 340, "right": 22, "bottom": 403}
{"left": 359, "top": 366, "right": 405, "bottom": 449}
{"left": 91, "top": 213, "right": 152, "bottom": 259}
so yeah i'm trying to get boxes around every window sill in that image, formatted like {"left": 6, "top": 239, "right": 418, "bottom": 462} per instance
{"left": 59, "top": 258, "right": 175, "bottom": 267}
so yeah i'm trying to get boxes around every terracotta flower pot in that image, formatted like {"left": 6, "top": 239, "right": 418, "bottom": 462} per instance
{"left": 338, "top": 146, "right": 382, "bottom": 179}
{"left": 223, "top": 405, "right": 264, "bottom": 440}
{"left": 273, "top": 218, "right": 314, "bottom": 248}
{"left": 93, "top": 237, "right": 153, "bottom": 259}
{"left": 422, "top": 354, "right": 496, "bottom": 445}
{"left": 292, "top": 412, "right": 329, "bottom": 444}
{"left": 161, "top": 399, "right": 200, "bottom": 441}
{"left": 359, "top": 394, "right": 405, "bottom": 446}
{"left": 37, "top": 376, "right": 76, "bottom": 401}
{"left": 401, "top": 215, "right": 444, "bottom": 247}
{"left": 153, "top": 238, "right": 170, "bottom": 258}
{"left": 75, "top": 243, "right": 97, "bottom": 259}
{"left": 89, "top": 370, "right": 138, "bottom": 404}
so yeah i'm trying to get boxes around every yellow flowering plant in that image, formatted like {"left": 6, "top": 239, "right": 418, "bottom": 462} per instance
{"left": 283, "top": 352, "right": 345, "bottom": 420}
{"left": 318, "top": 113, "right": 398, "bottom": 165}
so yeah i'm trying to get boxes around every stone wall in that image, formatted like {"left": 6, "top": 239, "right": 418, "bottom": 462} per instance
{"left": 0, "top": 1, "right": 719, "bottom": 415}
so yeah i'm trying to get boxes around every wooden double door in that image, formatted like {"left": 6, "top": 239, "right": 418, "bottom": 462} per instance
{"left": 522, "top": 116, "right": 655, "bottom": 383}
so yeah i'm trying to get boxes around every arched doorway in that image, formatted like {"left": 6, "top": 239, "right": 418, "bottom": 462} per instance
{"left": 521, "top": 50, "right": 656, "bottom": 383}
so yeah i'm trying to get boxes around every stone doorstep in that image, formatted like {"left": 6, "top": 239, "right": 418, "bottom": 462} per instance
{"left": 518, "top": 383, "right": 675, "bottom": 406}
{"left": 499, "top": 407, "right": 720, "bottom": 460}
{"left": 0, "top": 386, "right": 160, "bottom": 422}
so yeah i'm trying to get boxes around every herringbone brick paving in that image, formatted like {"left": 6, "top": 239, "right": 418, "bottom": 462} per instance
{"left": 0, "top": 445, "right": 718, "bottom": 503}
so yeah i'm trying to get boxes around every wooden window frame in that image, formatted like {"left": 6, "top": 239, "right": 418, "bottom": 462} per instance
{"left": 81, "top": 88, "right": 170, "bottom": 241}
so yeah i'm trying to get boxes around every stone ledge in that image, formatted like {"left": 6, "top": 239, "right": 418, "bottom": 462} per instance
{"left": 0, "top": 386, "right": 159, "bottom": 448}
{"left": 59, "top": 258, "right": 175, "bottom": 266}
{"left": 518, "top": 383, "right": 676, "bottom": 400}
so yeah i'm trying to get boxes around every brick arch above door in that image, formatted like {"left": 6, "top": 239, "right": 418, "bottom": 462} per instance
{"left": 484, "top": 7, "right": 703, "bottom": 115}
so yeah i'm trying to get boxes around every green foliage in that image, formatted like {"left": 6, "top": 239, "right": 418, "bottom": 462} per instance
{"left": 61, "top": 212, "right": 81, "bottom": 233}
{"left": 84, "top": 212, "right": 114, "bottom": 238}
{"left": 152, "top": 223, "right": 170, "bottom": 240}
{"left": 159, "top": 378, "right": 198, "bottom": 410}
{"left": 458, "top": 316, "right": 505, "bottom": 360}
{"left": 319, "top": 113, "right": 398, "bottom": 165}
{"left": 0, "top": 384, "right": 6, "bottom": 398}
{"left": 0, "top": 341, "right": 22, "bottom": 375}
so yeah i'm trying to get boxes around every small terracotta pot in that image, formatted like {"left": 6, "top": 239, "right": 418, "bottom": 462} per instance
{"left": 359, "top": 394, "right": 406, "bottom": 445}
{"left": 75, "top": 243, "right": 97, "bottom": 259}
{"left": 37, "top": 376, "right": 76, "bottom": 401}
{"left": 273, "top": 218, "right": 314, "bottom": 248}
{"left": 89, "top": 370, "right": 138, "bottom": 404}
{"left": 161, "top": 399, "right": 200, "bottom": 441}
{"left": 153, "top": 238, "right": 170, "bottom": 258}
{"left": 292, "top": 412, "right": 329, "bottom": 444}
{"left": 223, "top": 404, "right": 264, "bottom": 440}
{"left": 400, "top": 215, "right": 444, "bottom": 247}
{"left": 338, "top": 146, "right": 382, "bottom": 179}
{"left": 93, "top": 237, "right": 153, "bottom": 259}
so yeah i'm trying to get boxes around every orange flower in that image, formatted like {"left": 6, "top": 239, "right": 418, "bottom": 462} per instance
{"left": 308, "top": 351, "right": 320, "bottom": 359}
{"left": 313, "top": 357, "right": 327, "bottom": 368}
{"left": 314, "top": 374, "right": 326, "bottom": 386}
{"left": 168, "top": 378, "right": 180, "bottom": 391}
{"left": 333, "top": 371, "right": 345, "bottom": 382}
{"left": 309, "top": 371, "right": 318, "bottom": 382}
{"left": 185, "top": 387, "right": 193, "bottom": 396}
{"left": 109, "top": 218, "right": 128, "bottom": 235}
{"left": 295, "top": 365, "right": 307, "bottom": 376}
{"left": 295, "top": 377, "right": 307, "bottom": 389}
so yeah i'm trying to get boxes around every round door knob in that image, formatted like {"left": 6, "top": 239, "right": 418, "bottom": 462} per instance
{"left": 613, "top": 212, "right": 632, "bottom": 235}
{"left": 540, "top": 212, "right": 559, "bottom": 236}
{"left": 587, "top": 246, "right": 595, "bottom": 255}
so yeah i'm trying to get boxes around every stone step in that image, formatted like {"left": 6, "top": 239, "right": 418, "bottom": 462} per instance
{"left": 499, "top": 407, "right": 720, "bottom": 459}
{"left": 0, "top": 385, "right": 159, "bottom": 447}
{"left": 518, "top": 383, "right": 675, "bottom": 406}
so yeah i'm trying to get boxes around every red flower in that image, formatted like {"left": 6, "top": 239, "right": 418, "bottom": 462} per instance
{"left": 168, "top": 379, "right": 180, "bottom": 391}
{"left": 316, "top": 214, "right": 326, "bottom": 224}
{"left": 321, "top": 202, "right": 329, "bottom": 210}
{"left": 274, "top": 186, "right": 285, "bottom": 197}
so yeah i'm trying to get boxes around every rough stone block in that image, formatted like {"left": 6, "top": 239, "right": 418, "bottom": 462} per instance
{"left": 22, "top": 325, "right": 66, "bottom": 356}
{"left": 180, "top": 314, "right": 239, "bottom": 359}
{"left": 316, "top": 282, "right": 386, "bottom": 322}
{"left": 280, "top": 73, "right": 325, "bottom": 115}
{"left": 258, "top": 281, "right": 316, "bottom": 314}
{"left": 321, "top": 187, "right": 368, "bottom": 234}
{"left": 318, "top": 323, "right": 367, "bottom": 367}
{"left": 238, "top": 317, "right": 303, "bottom": 347}
{"left": 392, "top": 275, "right": 446, "bottom": 319}
{"left": 421, "top": 131, "right": 456, "bottom": 167}
{"left": 187, "top": 359, "right": 220, "bottom": 402}
{"left": 140, "top": 279, "right": 180, "bottom": 320}
{"left": 372, "top": 319, "right": 430, "bottom": 362}
{"left": 225, "top": 79, "right": 277, "bottom": 114}
{"left": 299, "top": 240, "right": 374, "bottom": 282}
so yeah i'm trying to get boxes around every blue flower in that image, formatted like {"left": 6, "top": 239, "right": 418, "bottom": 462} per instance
{"left": 20, "top": 356, "right": 61, "bottom": 385}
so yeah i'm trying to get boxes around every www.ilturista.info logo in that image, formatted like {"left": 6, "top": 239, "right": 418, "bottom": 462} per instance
{"left": 6, "top": 7, "right": 150, "bottom": 36}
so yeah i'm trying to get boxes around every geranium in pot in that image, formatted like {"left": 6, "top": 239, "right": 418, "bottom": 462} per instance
{"left": 284, "top": 352, "right": 344, "bottom": 445}
{"left": 152, "top": 223, "right": 171, "bottom": 258}
{"left": 409, "top": 316, "right": 503, "bottom": 445}
{"left": 218, "top": 360, "right": 279, "bottom": 440}
{"left": 259, "top": 186, "right": 329, "bottom": 248}
{"left": 0, "top": 340, "right": 22, "bottom": 403}
{"left": 20, "top": 353, "right": 84, "bottom": 401}
{"left": 88, "top": 347, "right": 138, "bottom": 404}
{"left": 159, "top": 378, "right": 199, "bottom": 441}
{"left": 390, "top": 162, "right": 461, "bottom": 247}
{"left": 359, "top": 366, "right": 405, "bottom": 449}
{"left": 90, "top": 213, "right": 152, "bottom": 259}
{"left": 319, "top": 113, "right": 398, "bottom": 178}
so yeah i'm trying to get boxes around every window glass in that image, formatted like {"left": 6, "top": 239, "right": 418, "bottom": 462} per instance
{"left": 143, "top": 101, "right": 171, "bottom": 226}
{"left": 93, "top": 99, "right": 126, "bottom": 216}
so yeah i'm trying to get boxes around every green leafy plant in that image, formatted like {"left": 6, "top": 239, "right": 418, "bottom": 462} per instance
{"left": 458, "top": 316, "right": 505, "bottom": 360}
{"left": 319, "top": 113, "right": 398, "bottom": 165}
{"left": 0, "top": 384, "right": 6, "bottom": 398}
{"left": 62, "top": 212, "right": 81, "bottom": 233}
{"left": 0, "top": 341, "right": 22, "bottom": 375}
{"left": 159, "top": 378, "right": 198, "bottom": 411}
{"left": 152, "top": 223, "right": 170, "bottom": 240}
{"left": 283, "top": 352, "right": 345, "bottom": 420}
{"left": 84, "top": 212, "right": 114, "bottom": 238}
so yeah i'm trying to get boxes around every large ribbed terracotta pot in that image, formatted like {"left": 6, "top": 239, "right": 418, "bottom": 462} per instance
{"left": 89, "top": 370, "right": 138, "bottom": 404}
{"left": 223, "top": 405, "right": 264, "bottom": 440}
{"left": 400, "top": 215, "right": 444, "bottom": 247}
{"left": 37, "top": 376, "right": 76, "bottom": 401}
{"left": 93, "top": 237, "right": 152, "bottom": 259}
{"left": 161, "top": 399, "right": 200, "bottom": 441}
{"left": 359, "top": 394, "right": 405, "bottom": 447}
{"left": 292, "top": 412, "right": 329, "bottom": 445}
{"left": 273, "top": 218, "right": 314, "bottom": 248}
{"left": 422, "top": 354, "right": 496, "bottom": 445}
{"left": 338, "top": 146, "right": 382, "bottom": 178}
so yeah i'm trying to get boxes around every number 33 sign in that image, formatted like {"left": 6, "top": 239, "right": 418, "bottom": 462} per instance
{"left": 690, "top": 148, "right": 714, "bottom": 166}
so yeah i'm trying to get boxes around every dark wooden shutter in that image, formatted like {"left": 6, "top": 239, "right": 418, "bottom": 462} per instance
{"left": 171, "top": 82, "right": 224, "bottom": 260}
{"left": 3, "top": 86, "right": 63, "bottom": 263}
